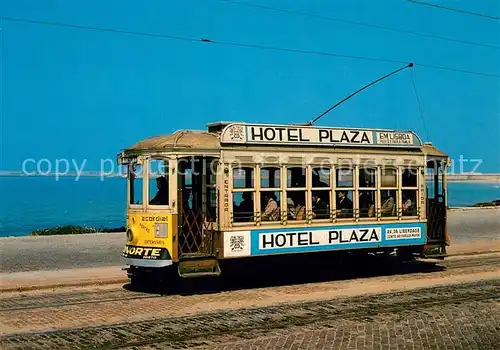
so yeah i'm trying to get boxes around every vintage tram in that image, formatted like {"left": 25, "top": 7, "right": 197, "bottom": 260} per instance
{"left": 118, "top": 122, "right": 449, "bottom": 283}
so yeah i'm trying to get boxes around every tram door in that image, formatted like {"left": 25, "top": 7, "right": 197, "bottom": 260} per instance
{"left": 426, "top": 159, "right": 447, "bottom": 243}
{"left": 177, "top": 157, "right": 218, "bottom": 256}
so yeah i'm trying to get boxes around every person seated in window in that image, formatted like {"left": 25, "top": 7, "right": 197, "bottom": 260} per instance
{"left": 312, "top": 192, "right": 329, "bottom": 219}
{"left": 287, "top": 196, "right": 297, "bottom": 220}
{"left": 359, "top": 190, "right": 374, "bottom": 217}
{"left": 336, "top": 191, "right": 353, "bottom": 218}
{"left": 381, "top": 191, "right": 395, "bottom": 216}
{"left": 261, "top": 192, "right": 279, "bottom": 221}
{"left": 150, "top": 176, "right": 169, "bottom": 205}
{"left": 237, "top": 192, "right": 254, "bottom": 221}
{"left": 402, "top": 193, "right": 413, "bottom": 215}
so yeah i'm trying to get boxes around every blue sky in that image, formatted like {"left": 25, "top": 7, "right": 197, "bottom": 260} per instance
{"left": 1, "top": 0, "right": 499, "bottom": 172}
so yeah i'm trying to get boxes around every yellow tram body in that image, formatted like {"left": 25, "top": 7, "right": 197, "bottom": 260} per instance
{"left": 117, "top": 122, "right": 450, "bottom": 282}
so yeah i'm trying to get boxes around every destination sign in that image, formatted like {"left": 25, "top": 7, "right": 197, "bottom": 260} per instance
{"left": 220, "top": 124, "right": 421, "bottom": 147}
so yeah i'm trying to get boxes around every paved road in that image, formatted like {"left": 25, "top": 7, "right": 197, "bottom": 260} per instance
{"left": 0, "top": 253, "right": 498, "bottom": 349}
{"left": 0, "top": 208, "right": 499, "bottom": 273}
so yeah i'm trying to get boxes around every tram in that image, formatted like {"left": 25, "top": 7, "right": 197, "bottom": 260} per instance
{"left": 118, "top": 122, "right": 449, "bottom": 283}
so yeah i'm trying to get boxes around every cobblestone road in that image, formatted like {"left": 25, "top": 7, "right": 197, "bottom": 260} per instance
{"left": 0, "top": 254, "right": 499, "bottom": 349}
{"left": 1, "top": 280, "right": 498, "bottom": 349}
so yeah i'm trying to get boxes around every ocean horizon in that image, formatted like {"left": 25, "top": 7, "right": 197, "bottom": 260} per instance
{"left": 0, "top": 176, "right": 498, "bottom": 237}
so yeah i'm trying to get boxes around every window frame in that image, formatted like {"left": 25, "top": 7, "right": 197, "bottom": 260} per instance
{"left": 401, "top": 166, "right": 420, "bottom": 219}
{"left": 358, "top": 167, "right": 378, "bottom": 220}
{"left": 311, "top": 166, "right": 333, "bottom": 222}
{"left": 231, "top": 165, "right": 256, "bottom": 225}
{"left": 128, "top": 162, "right": 145, "bottom": 209}
{"left": 285, "top": 166, "right": 308, "bottom": 223}
{"left": 335, "top": 167, "right": 355, "bottom": 220}
{"left": 146, "top": 157, "right": 171, "bottom": 210}
{"left": 379, "top": 166, "right": 399, "bottom": 219}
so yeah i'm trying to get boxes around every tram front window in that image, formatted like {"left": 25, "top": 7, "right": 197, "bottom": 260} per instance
{"left": 129, "top": 164, "right": 143, "bottom": 205}
{"left": 149, "top": 159, "right": 169, "bottom": 206}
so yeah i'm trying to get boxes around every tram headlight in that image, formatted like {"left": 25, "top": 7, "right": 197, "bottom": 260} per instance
{"left": 126, "top": 228, "right": 134, "bottom": 242}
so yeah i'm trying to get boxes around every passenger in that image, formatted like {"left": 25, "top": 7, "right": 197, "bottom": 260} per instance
{"left": 149, "top": 176, "right": 169, "bottom": 205}
{"left": 381, "top": 191, "right": 395, "bottom": 216}
{"left": 402, "top": 193, "right": 413, "bottom": 215}
{"left": 312, "top": 192, "right": 329, "bottom": 219}
{"left": 337, "top": 191, "right": 353, "bottom": 218}
{"left": 237, "top": 192, "right": 254, "bottom": 220}
{"left": 359, "top": 190, "right": 374, "bottom": 217}
{"left": 261, "top": 192, "right": 279, "bottom": 221}
{"left": 295, "top": 203, "right": 306, "bottom": 220}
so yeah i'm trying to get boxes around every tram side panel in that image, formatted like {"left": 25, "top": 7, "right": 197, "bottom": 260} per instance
{"left": 221, "top": 221, "right": 426, "bottom": 259}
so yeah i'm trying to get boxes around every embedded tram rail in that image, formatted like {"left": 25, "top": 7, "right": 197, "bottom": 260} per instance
{"left": 0, "top": 252, "right": 499, "bottom": 349}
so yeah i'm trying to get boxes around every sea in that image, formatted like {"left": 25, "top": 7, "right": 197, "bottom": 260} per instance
{"left": 0, "top": 176, "right": 499, "bottom": 237}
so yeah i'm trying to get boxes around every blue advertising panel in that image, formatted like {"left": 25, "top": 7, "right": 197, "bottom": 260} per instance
{"left": 248, "top": 222, "right": 425, "bottom": 256}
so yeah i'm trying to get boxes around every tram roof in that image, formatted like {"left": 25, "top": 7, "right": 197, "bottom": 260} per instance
{"left": 122, "top": 122, "right": 447, "bottom": 157}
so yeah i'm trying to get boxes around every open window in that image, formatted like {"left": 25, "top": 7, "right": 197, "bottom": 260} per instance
{"left": 311, "top": 167, "right": 331, "bottom": 220}
{"left": 335, "top": 168, "right": 354, "bottom": 218}
{"left": 401, "top": 167, "right": 419, "bottom": 216}
{"left": 359, "top": 168, "right": 376, "bottom": 218}
{"left": 286, "top": 167, "right": 306, "bottom": 221}
{"left": 148, "top": 159, "right": 169, "bottom": 206}
{"left": 232, "top": 167, "right": 255, "bottom": 222}
{"left": 380, "top": 167, "right": 398, "bottom": 217}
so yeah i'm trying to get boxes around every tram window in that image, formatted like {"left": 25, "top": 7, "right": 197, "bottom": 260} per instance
{"left": 312, "top": 167, "right": 330, "bottom": 188}
{"left": 311, "top": 167, "right": 331, "bottom": 220}
{"left": 205, "top": 160, "right": 217, "bottom": 220}
{"left": 233, "top": 167, "right": 255, "bottom": 223}
{"left": 359, "top": 168, "right": 376, "bottom": 188}
{"left": 129, "top": 164, "right": 143, "bottom": 205}
{"left": 312, "top": 190, "right": 330, "bottom": 219}
{"left": 381, "top": 190, "right": 397, "bottom": 217}
{"left": 206, "top": 188, "right": 217, "bottom": 218}
{"left": 286, "top": 191, "right": 306, "bottom": 221}
{"left": 261, "top": 191, "right": 281, "bottom": 221}
{"left": 402, "top": 168, "right": 418, "bottom": 187}
{"left": 402, "top": 190, "right": 418, "bottom": 216}
{"left": 286, "top": 167, "right": 306, "bottom": 221}
{"left": 233, "top": 191, "right": 254, "bottom": 222}
{"left": 359, "top": 168, "right": 376, "bottom": 218}
{"left": 359, "top": 190, "right": 376, "bottom": 218}
{"left": 233, "top": 167, "right": 254, "bottom": 189}
{"left": 381, "top": 168, "right": 397, "bottom": 187}
{"left": 260, "top": 167, "right": 281, "bottom": 188}
{"left": 287, "top": 167, "right": 306, "bottom": 188}
{"left": 336, "top": 168, "right": 353, "bottom": 187}
{"left": 149, "top": 159, "right": 169, "bottom": 206}
{"left": 336, "top": 190, "right": 353, "bottom": 218}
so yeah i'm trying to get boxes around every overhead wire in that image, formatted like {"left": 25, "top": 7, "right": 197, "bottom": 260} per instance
{"left": 217, "top": 0, "right": 500, "bottom": 49}
{"left": 407, "top": 0, "right": 500, "bottom": 21}
{"left": 408, "top": 68, "right": 429, "bottom": 141}
{"left": 2, "top": 16, "right": 500, "bottom": 78}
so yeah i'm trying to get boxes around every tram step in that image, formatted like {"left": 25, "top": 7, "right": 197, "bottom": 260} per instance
{"left": 178, "top": 253, "right": 221, "bottom": 278}
{"left": 423, "top": 243, "right": 447, "bottom": 259}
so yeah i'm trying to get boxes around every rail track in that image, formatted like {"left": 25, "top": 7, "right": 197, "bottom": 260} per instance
{"left": 1, "top": 253, "right": 499, "bottom": 313}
